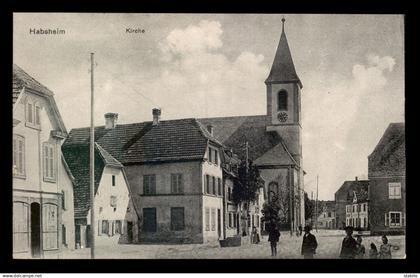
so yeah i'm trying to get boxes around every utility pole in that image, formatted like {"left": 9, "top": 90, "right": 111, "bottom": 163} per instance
{"left": 245, "top": 141, "right": 249, "bottom": 237}
{"left": 89, "top": 53, "right": 96, "bottom": 259}
{"left": 315, "top": 175, "right": 319, "bottom": 233}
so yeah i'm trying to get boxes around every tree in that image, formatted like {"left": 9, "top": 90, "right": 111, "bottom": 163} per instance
{"left": 232, "top": 159, "right": 264, "bottom": 236}
{"left": 304, "top": 192, "right": 314, "bottom": 221}
{"left": 261, "top": 196, "right": 282, "bottom": 232}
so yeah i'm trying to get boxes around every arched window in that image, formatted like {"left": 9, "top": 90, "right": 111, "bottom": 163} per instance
{"left": 268, "top": 182, "right": 279, "bottom": 202}
{"left": 277, "top": 90, "right": 288, "bottom": 111}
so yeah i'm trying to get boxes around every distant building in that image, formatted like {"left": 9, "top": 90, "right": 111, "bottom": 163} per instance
{"left": 335, "top": 177, "right": 369, "bottom": 230}
{"left": 345, "top": 189, "right": 369, "bottom": 230}
{"left": 316, "top": 201, "right": 336, "bottom": 229}
{"left": 368, "top": 123, "right": 405, "bottom": 235}
{"left": 62, "top": 142, "right": 138, "bottom": 248}
{"left": 12, "top": 65, "right": 75, "bottom": 258}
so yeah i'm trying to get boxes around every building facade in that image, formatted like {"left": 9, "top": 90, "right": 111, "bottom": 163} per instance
{"left": 334, "top": 178, "right": 369, "bottom": 230}
{"left": 62, "top": 142, "right": 138, "bottom": 248}
{"left": 12, "top": 64, "right": 75, "bottom": 258}
{"left": 345, "top": 191, "right": 369, "bottom": 230}
{"left": 368, "top": 123, "right": 405, "bottom": 235}
{"left": 316, "top": 201, "right": 336, "bottom": 229}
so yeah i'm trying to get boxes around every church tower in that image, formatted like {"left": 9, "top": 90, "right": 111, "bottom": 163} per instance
{"left": 265, "top": 18, "right": 303, "bottom": 166}
{"left": 265, "top": 18, "right": 305, "bottom": 231}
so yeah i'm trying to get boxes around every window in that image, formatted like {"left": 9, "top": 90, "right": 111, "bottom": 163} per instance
{"left": 110, "top": 196, "right": 117, "bottom": 208}
{"left": 143, "top": 175, "right": 156, "bottom": 195}
{"left": 43, "top": 143, "right": 55, "bottom": 181}
{"left": 171, "top": 207, "right": 185, "bottom": 231}
{"left": 35, "top": 105, "right": 41, "bottom": 126}
{"left": 229, "top": 213, "right": 233, "bottom": 228}
{"left": 62, "top": 191, "right": 66, "bottom": 210}
{"left": 62, "top": 225, "right": 67, "bottom": 245}
{"left": 247, "top": 214, "right": 251, "bottom": 228}
{"left": 214, "top": 149, "right": 218, "bottom": 165}
{"left": 171, "top": 173, "right": 184, "bottom": 194}
{"left": 205, "top": 208, "right": 210, "bottom": 231}
{"left": 112, "top": 175, "right": 116, "bottom": 186}
{"left": 13, "top": 135, "right": 25, "bottom": 177}
{"left": 211, "top": 208, "right": 216, "bottom": 231}
{"left": 13, "top": 202, "right": 29, "bottom": 252}
{"left": 217, "top": 178, "right": 222, "bottom": 196}
{"left": 115, "top": 220, "right": 122, "bottom": 234}
{"left": 389, "top": 212, "right": 402, "bottom": 227}
{"left": 26, "top": 101, "right": 33, "bottom": 124}
{"left": 328, "top": 212, "right": 331, "bottom": 217}
{"left": 212, "top": 176, "right": 216, "bottom": 195}
{"left": 143, "top": 208, "right": 157, "bottom": 232}
{"left": 205, "top": 175, "right": 210, "bottom": 194}
{"left": 228, "top": 187, "right": 232, "bottom": 201}
{"left": 233, "top": 214, "right": 237, "bottom": 228}
{"left": 268, "top": 182, "right": 279, "bottom": 202}
{"left": 26, "top": 100, "right": 41, "bottom": 128}
{"left": 101, "top": 220, "right": 109, "bottom": 234}
{"left": 389, "top": 183, "right": 402, "bottom": 199}
{"left": 208, "top": 147, "right": 213, "bottom": 163}
{"left": 277, "top": 90, "right": 288, "bottom": 111}
{"left": 43, "top": 204, "right": 58, "bottom": 250}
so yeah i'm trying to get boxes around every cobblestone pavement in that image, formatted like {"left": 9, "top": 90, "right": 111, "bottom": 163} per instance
{"left": 49, "top": 230, "right": 405, "bottom": 259}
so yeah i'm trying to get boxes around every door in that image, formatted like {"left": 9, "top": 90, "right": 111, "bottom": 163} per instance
{"left": 75, "top": 225, "right": 81, "bottom": 248}
{"left": 143, "top": 208, "right": 157, "bottom": 232}
{"left": 85, "top": 225, "right": 91, "bottom": 248}
{"left": 217, "top": 209, "right": 221, "bottom": 238}
{"left": 127, "top": 221, "right": 133, "bottom": 243}
{"left": 30, "top": 203, "right": 41, "bottom": 258}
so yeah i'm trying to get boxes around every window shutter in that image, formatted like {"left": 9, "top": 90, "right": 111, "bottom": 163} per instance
{"left": 402, "top": 213, "right": 406, "bottom": 226}
{"left": 385, "top": 213, "right": 389, "bottom": 227}
{"left": 98, "top": 220, "right": 101, "bottom": 235}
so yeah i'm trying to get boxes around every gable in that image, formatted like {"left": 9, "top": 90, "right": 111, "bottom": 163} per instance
{"left": 253, "top": 141, "right": 296, "bottom": 166}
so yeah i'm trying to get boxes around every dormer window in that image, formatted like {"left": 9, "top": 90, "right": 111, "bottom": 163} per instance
{"left": 26, "top": 98, "right": 41, "bottom": 129}
{"left": 277, "top": 90, "right": 288, "bottom": 111}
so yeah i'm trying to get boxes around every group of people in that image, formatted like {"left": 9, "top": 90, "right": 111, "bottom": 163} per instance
{"left": 265, "top": 221, "right": 393, "bottom": 259}
{"left": 339, "top": 226, "right": 392, "bottom": 259}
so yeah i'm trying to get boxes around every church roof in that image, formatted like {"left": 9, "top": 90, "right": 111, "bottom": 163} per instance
{"left": 368, "top": 123, "right": 405, "bottom": 177}
{"left": 197, "top": 115, "right": 297, "bottom": 166}
{"left": 265, "top": 21, "right": 302, "bottom": 88}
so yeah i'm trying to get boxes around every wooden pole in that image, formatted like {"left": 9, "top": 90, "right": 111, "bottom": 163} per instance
{"left": 89, "top": 53, "right": 96, "bottom": 259}
{"left": 315, "top": 175, "right": 318, "bottom": 232}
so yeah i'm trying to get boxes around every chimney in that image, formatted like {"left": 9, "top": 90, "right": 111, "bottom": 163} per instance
{"left": 207, "top": 124, "right": 213, "bottom": 135}
{"left": 355, "top": 176, "right": 358, "bottom": 181}
{"left": 152, "top": 108, "right": 161, "bottom": 125}
{"left": 104, "top": 113, "right": 118, "bottom": 129}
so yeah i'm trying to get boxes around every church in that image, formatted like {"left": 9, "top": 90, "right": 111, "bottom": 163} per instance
{"left": 63, "top": 18, "right": 306, "bottom": 243}
{"left": 198, "top": 18, "right": 305, "bottom": 232}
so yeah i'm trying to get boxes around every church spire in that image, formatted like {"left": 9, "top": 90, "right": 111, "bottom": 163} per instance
{"left": 265, "top": 17, "right": 302, "bottom": 88}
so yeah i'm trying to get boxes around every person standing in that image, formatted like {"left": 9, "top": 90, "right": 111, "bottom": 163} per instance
{"left": 369, "top": 243, "right": 378, "bottom": 259}
{"left": 301, "top": 225, "right": 318, "bottom": 259}
{"left": 268, "top": 222, "right": 280, "bottom": 257}
{"left": 379, "top": 235, "right": 392, "bottom": 259}
{"left": 355, "top": 235, "right": 366, "bottom": 259}
{"left": 339, "top": 226, "right": 358, "bottom": 259}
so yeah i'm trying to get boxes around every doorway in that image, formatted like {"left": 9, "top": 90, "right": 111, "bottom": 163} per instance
{"left": 217, "top": 209, "right": 221, "bottom": 238}
{"left": 127, "top": 221, "right": 133, "bottom": 243}
{"left": 30, "top": 203, "right": 41, "bottom": 258}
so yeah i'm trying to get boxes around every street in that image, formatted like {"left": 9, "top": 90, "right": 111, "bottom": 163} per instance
{"left": 48, "top": 230, "right": 405, "bottom": 259}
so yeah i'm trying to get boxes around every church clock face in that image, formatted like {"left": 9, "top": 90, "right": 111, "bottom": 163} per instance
{"left": 277, "top": 112, "right": 288, "bottom": 122}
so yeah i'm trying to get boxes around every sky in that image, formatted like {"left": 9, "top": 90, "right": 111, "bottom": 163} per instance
{"left": 13, "top": 14, "right": 405, "bottom": 200}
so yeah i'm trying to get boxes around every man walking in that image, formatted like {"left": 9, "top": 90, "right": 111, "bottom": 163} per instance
{"left": 339, "top": 226, "right": 358, "bottom": 259}
{"left": 268, "top": 221, "right": 280, "bottom": 257}
{"left": 301, "top": 225, "right": 318, "bottom": 259}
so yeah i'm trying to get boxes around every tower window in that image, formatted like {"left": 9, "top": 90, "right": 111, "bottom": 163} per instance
{"left": 277, "top": 90, "right": 288, "bottom": 111}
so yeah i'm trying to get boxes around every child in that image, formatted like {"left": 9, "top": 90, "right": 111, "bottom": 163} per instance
{"left": 369, "top": 243, "right": 378, "bottom": 259}
{"left": 379, "top": 235, "right": 392, "bottom": 259}
{"left": 355, "top": 235, "right": 366, "bottom": 259}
